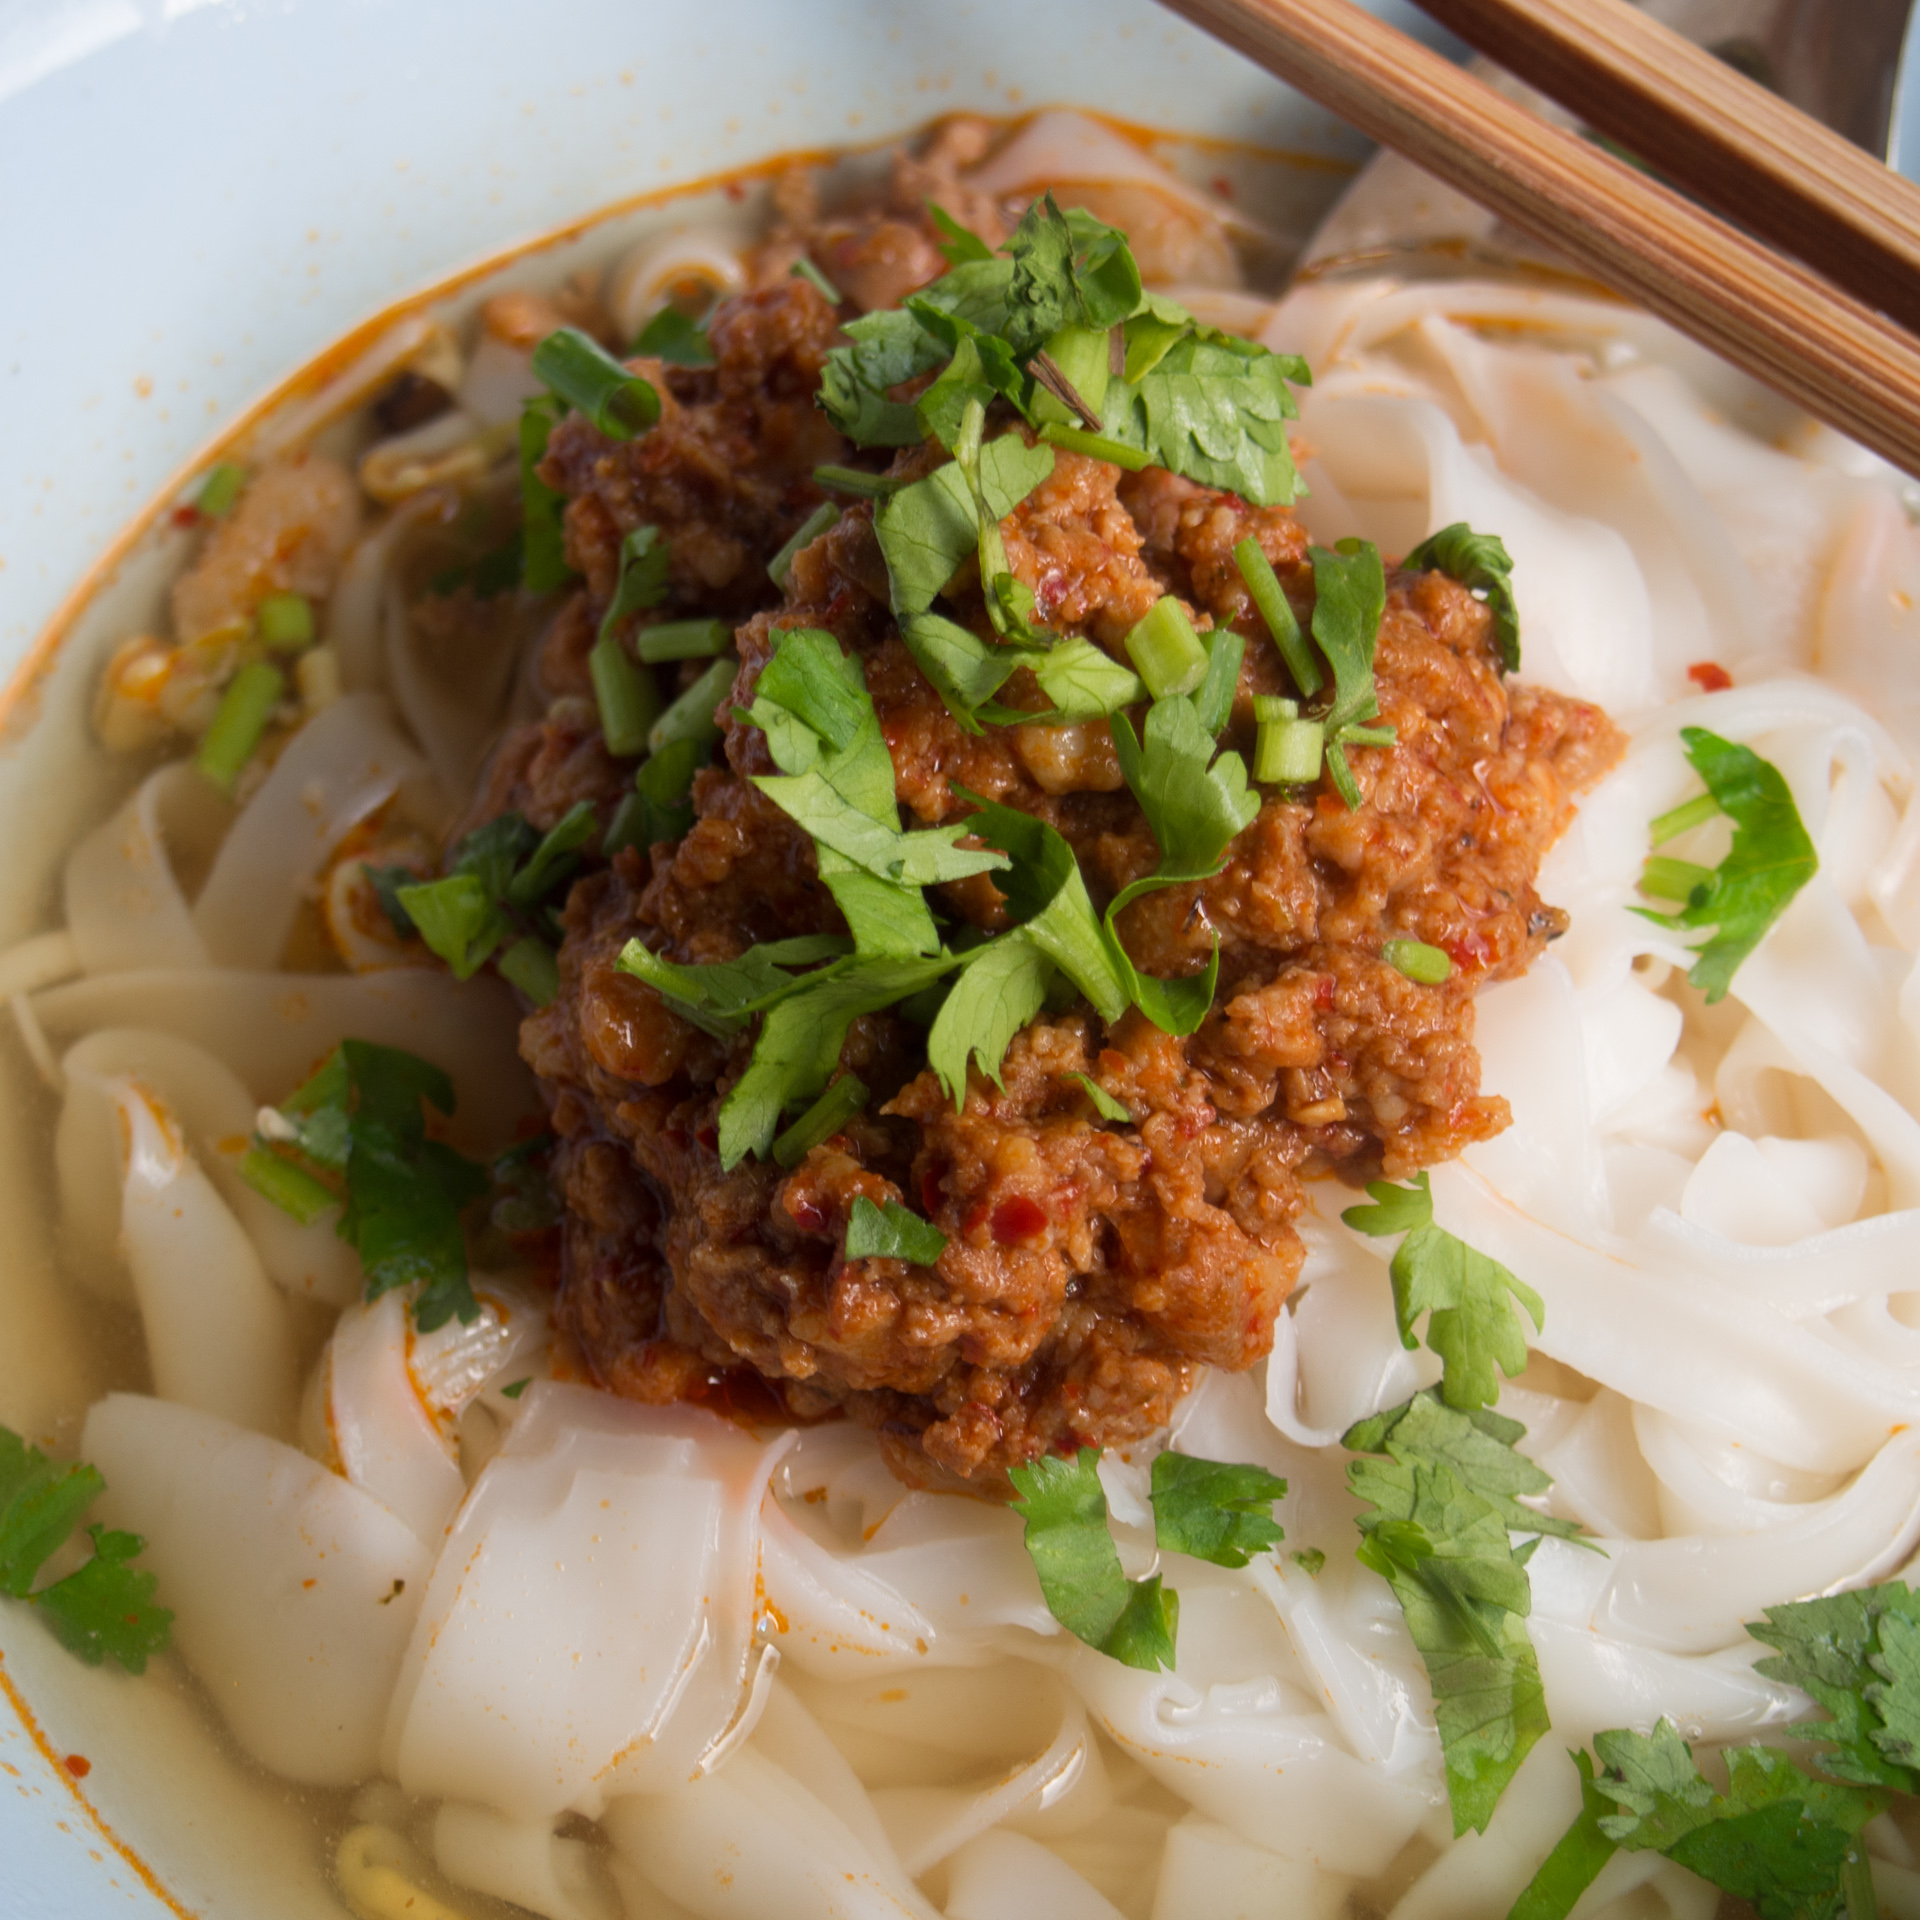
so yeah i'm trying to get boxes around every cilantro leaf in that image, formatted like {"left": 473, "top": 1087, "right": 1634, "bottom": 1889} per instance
{"left": 926, "top": 929, "right": 1052, "bottom": 1105}
{"left": 1068, "top": 1073, "right": 1131, "bottom": 1123}
{"left": 1507, "top": 1752, "right": 1620, "bottom": 1920}
{"left": 1582, "top": 1725, "right": 1881, "bottom": 1920}
{"left": 1346, "top": 1436, "right": 1550, "bottom": 1835}
{"left": 717, "top": 954, "right": 958, "bottom": 1168}
{"left": 1750, "top": 1581, "right": 1920, "bottom": 1792}
{"left": 0, "top": 1427, "right": 171, "bottom": 1674}
{"left": 1344, "top": 1172, "right": 1544, "bottom": 1413}
{"left": 817, "top": 307, "right": 948, "bottom": 446}
{"left": 844, "top": 1195, "right": 948, "bottom": 1265}
{"left": 1008, "top": 1447, "right": 1178, "bottom": 1672}
{"left": 505, "top": 801, "right": 598, "bottom": 909}
{"left": 1025, "top": 637, "right": 1146, "bottom": 722}
{"left": 1002, "top": 194, "right": 1142, "bottom": 353}
{"left": 1150, "top": 1453, "right": 1286, "bottom": 1567}
{"left": 1344, "top": 1392, "right": 1586, "bottom": 1544}
{"left": 1101, "top": 310, "right": 1310, "bottom": 508}
{"left": 1108, "top": 692, "right": 1259, "bottom": 905}
{"left": 926, "top": 200, "right": 994, "bottom": 266}
{"left": 956, "top": 791, "right": 1133, "bottom": 1023}
{"left": 632, "top": 305, "right": 714, "bottom": 366}
{"left": 1635, "top": 728, "right": 1818, "bottom": 1005}
{"left": 874, "top": 435, "right": 1056, "bottom": 617}
{"left": 1308, "top": 539, "right": 1391, "bottom": 809}
{"left": 598, "top": 523, "right": 671, "bottom": 642}
{"left": 615, "top": 933, "right": 852, "bottom": 1039}
{"left": 898, "top": 611, "right": 1028, "bottom": 730}
{"left": 1404, "top": 523, "right": 1520, "bottom": 672}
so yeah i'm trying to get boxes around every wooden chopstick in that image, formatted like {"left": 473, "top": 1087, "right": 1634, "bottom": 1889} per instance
{"left": 1154, "top": 0, "right": 1920, "bottom": 480}
{"left": 1415, "top": 0, "right": 1920, "bottom": 335}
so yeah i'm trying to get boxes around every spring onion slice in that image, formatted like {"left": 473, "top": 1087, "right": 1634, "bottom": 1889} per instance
{"left": 498, "top": 937, "right": 561, "bottom": 1007}
{"left": 590, "top": 637, "right": 661, "bottom": 759}
{"left": 635, "top": 618, "right": 731, "bottom": 663}
{"left": 1123, "top": 597, "right": 1209, "bottom": 701}
{"left": 1038, "top": 422, "right": 1152, "bottom": 471}
{"left": 257, "top": 592, "right": 314, "bottom": 650}
{"left": 813, "top": 464, "right": 900, "bottom": 500}
{"left": 767, "top": 503, "right": 840, "bottom": 591}
{"left": 1234, "top": 538, "right": 1323, "bottom": 697}
{"left": 649, "top": 654, "right": 736, "bottom": 754}
{"left": 790, "top": 257, "right": 842, "bottom": 304}
{"left": 1254, "top": 715, "right": 1324, "bottom": 785}
{"left": 239, "top": 1143, "right": 337, "bottom": 1224}
{"left": 194, "top": 462, "right": 247, "bottom": 518}
{"left": 196, "top": 662, "right": 285, "bottom": 795}
{"left": 1649, "top": 792, "right": 1720, "bottom": 846}
{"left": 1382, "top": 938, "right": 1453, "bottom": 984}
{"left": 531, "top": 327, "right": 661, "bottom": 441}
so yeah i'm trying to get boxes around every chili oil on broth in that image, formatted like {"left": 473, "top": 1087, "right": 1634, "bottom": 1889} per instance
{"left": 0, "top": 118, "right": 1359, "bottom": 1920}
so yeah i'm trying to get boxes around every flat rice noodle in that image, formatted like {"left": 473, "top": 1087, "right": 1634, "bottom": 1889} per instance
{"left": 1292, "top": 390, "right": 1662, "bottom": 714}
{"left": 103, "top": 1073, "right": 298, "bottom": 1437}
{"left": 83, "top": 1392, "right": 427, "bottom": 1785}
{"left": 1528, "top": 1427, "right": 1920, "bottom": 1653}
{"left": 1678, "top": 1130, "right": 1869, "bottom": 1247}
{"left": 750, "top": 1681, "right": 911, "bottom": 1879}
{"left": 1533, "top": 1390, "right": 1664, "bottom": 1541}
{"left": 1632, "top": 1404, "right": 1844, "bottom": 1536}
{"left": 57, "top": 1027, "right": 361, "bottom": 1306}
{"left": 190, "top": 694, "right": 429, "bottom": 969}
{"left": 384, "top": 1384, "right": 790, "bottom": 1818}
{"left": 1427, "top": 1161, "right": 1920, "bottom": 1473}
{"left": 63, "top": 762, "right": 226, "bottom": 975}
{"left": 33, "top": 966, "right": 537, "bottom": 1149}
{"left": 1068, "top": 1646, "right": 1432, "bottom": 1878}
{"left": 943, "top": 1828, "right": 1126, "bottom": 1920}
{"left": 600, "top": 1745, "right": 943, "bottom": 1920}
{"left": 869, "top": 1691, "right": 1102, "bottom": 1876}
{"left": 1150, "top": 1816, "right": 1350, "bottom": 1920}
{"left": 430, "top": 1803, "right": 619, "bottom": 1920}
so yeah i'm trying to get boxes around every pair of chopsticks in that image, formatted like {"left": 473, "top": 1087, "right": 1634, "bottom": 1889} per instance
{"left": 1154, "top": 0, "right": 1920, "bottom": 480}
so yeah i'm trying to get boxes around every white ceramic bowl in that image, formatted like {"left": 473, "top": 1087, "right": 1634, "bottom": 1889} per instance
{"left": 0, "top": 2, "right": 1476, "bottom": 1910}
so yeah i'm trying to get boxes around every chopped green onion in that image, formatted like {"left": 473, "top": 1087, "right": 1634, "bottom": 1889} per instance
{"left": 500, "top": 1377, "right": 532, "bottom": 1399}
{"left": 636, "top": 618, "right": 731, "bottom": 663}
{"left": 195, "top": 662, "right": 285, "bottom": 795}
{"left": 772, "top": 1074, "right": 869, "bottom": 1168}
{"left": 1255, "top": 715, "right": 1324, "bottom": 785}
{"left": 1234, "top": 537, "right": 1323, "bottom": 697}
{"left": 1382, "top": 938, "right": 1453, "bottom": 984}
{"left": 590, "top": 636, "right": 662, "bottom": 758}
{"left": 1124, "top": 597, "right": 1210, "bottom": 701}
{"left": 498, "top": 936, "right": 561, "bottom": 1007}
{"left": 767, "top": 503, "right": 840, "bottom": 591}
{"left": 256, "top": 592, "right": 314, "bottom": 651}
{"left": 1649, "top": 791, "right": 1720, "bottom": 846}
{"left": 813, "top": 464, "right": 900, "bottom": 500}
{"left": 505, "top": 801, "right": 599, "bottom": 908}
{"left": 1640, "top": 856, "right": 1715, "bottom": 904}
{"left": 530, "top": 327, "right": 661, "bottom": 441}
{"left": 519, "top": 397, "right": 576, "bottom": 594}
{"left": 1252, "top": 694, "right": 1300, "bottom": 723}
{"left": 395, "top": 873, "right": 505, "bottom": 980}
{"left": 603, "top": 735, "right": 705, "bottom": 857}
{"left": 790, "top": 257, "right": 842, "bottom": 304}
{"left": 649, "top": 655, "right": 736, "bottom": 755}
{"left": 239, "top": 1142, "right": 337, "bottom": 1224}
{"left": 1339, "top": 724, "right": 1398, "bottom": 749}
{"left": 1038, "top": 422, "right": 1152, "bottom": 471}
{"left": 195, "top": 462, "right": 247, "bottom": 518}
{"left": 632, "top": 306, "right": 715, "bottom": 366}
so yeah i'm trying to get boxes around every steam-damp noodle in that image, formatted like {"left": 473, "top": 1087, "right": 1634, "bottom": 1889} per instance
{"left": 15, "top": 109, "right": 1920, "bottom": 1918}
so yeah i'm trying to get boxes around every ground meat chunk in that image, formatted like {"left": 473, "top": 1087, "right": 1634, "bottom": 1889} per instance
{"left": 503, "top": 273, "right": 1624, "bottom": 1482}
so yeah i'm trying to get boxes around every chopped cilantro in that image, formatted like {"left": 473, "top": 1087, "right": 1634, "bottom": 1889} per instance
{"left": 1510, "top": 1724, "right": 1882, "bottom": 1920}
{"left": 926, "top": 200, "right": 994, "bottom": 266}
{"left": 1345, "top": 1400, "right": 1552, "bottom": 1836}
{"left": 504, "top": 802, "right": 599, "bottom": 909}
{"left": 497, "top": 936, "right": 559, "bottom": 1006}
{"left": 499, "top": 1378, "right": 532, "bottom": 1400}
{"left": 1292, "top": 1548, "right": 1326, "bottom": 1576}
{"left": 771, "top": 1073, "right": 869, "bottom": 1169}
{"left": 819, "top": 307, "right": 949, "bottom": 446}
{"left": 1008, "top": 1448, "right": 1178, "bottom": 1672}
{"left": 0, "top": 1426, "right": 171, "bottom": 1674}
{"left": 1068, "top": 1072, "right": 1131, "bottom": 1123}
{"left": 1404, "top": 523, "right": 1520, "bottom": 672}
{"left": 767, "top": 501, "right": 840, "bottom": 592}
{"left": 790, "top": 256, "right": 843, "bottom": 305}
{"left": 1634, "top": 727, "right": 1818, "bottom": 1004}
{"left": 874, "top": 435, "right": 1056, "bottom": 618}
{"left": 927, "top": 932, "right": 1052, "bottom": 1106}
{"left": 1108, "top": 692, "right": 1260, "bottom": 908}
{"left": 598, "top": 524, "right": 672, "bottom": 642}
{"left": 603, "top": 736, "right": 707, "bottom": 858}
{"left": 1344, "top": 1172, "right": 1543, "bottom": 1413}
{"left": 395, "top": 873, "right": 505, "bottom": 981}
{"left": 614, "top": 933, "right": 852, "bottom": 1039}
{"left": 633, "top": 305, "right": 715, "bottom": 366}
{"left": 1149, "top": 1453, "right": 1286, "bottom": 1567}
{"left": 1308, "top": 539, "right": 1393, "bottom": 809}
{"left": 250, "top": 1041, "right": 489, "bottom": 1330}
{"left": 844, "top": 1194, "right": 948, "bottom": 1265}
